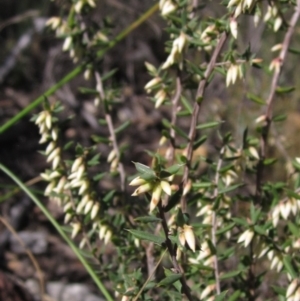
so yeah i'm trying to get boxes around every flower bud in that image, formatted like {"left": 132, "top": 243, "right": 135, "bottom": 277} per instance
{"left": 132, "top": 182, "right": 153, "bottom": 196}
{"left": 183, "top": 225, "right": 196, "bottom": 252}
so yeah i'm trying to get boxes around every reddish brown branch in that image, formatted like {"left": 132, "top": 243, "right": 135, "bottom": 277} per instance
{"left": 256, "top": 1, "right": 300, "bottom": 199}
{"left": 181, "top": 32, "right": 228, "bottom": 212}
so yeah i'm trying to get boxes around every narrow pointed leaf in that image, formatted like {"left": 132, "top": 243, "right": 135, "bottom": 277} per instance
{"left": 127, "top": 229, "right": 165, "bottom": 245}
{"left": 157, "top": 274, "right": 182, "bottom": 286}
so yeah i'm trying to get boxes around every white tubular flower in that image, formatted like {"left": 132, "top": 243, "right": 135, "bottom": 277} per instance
{"left": 76, "top": 195, "right": 90, "bottom": 214}
{"left": 274, "top": 17, "right": 282, "bottom": 32}
{"left": 183, "top": 225, "right": 196, "bottom": 252}
{"left": 230, "top": 18, "right": 238, "bottom": 39}
{"left": 86, "top": 0, "right": 96, "bottom": 7}
{"left": 107, "top": 149, "right": 116, "bottom": 163}
{"left": 99, "top": 225, "right": 107, "bottom": 240}
{"left": 132, "top": 182, "right": 153, "bottom": 196}
{"left": 144, "top": 77, "right": 161, "bottom": 92}
{"left": 129, "top": 176, "right": 147, "bottom": 186}
{"left": 84, "top": 200, "right": 94, "bottom": 214}
{"left": 154, "top": 89, "right": 167, "bottom": 108}
{"left": 79, "top": 237, "right": 87, "bottom": 249}
{"left": 226, "top": 64, "right": 242, "bottom": 86}
{"left": 161, "top": 180, "right": 172, "bottom": 196}
{"left": 280, "top": 202, "right": 291, "bottom": 220}
{"left": 76, "top": 165, "right": 85, "bottom": 180}
{"left": 45, "top": 112, "right": 52, "bottom": 130}
{"left": 74, "top": 0, "right": 84, "bottom": 13}
{"left": 45, "top": 181, "right": 55, "bottom": 196}
{"left": 62, "top": 36, "right": 72, "bottom": 51}
{"left": 51, "top": 128, "right": 58, "bottom": 141}
{"left": 52, "top": 156, "right": 61, "bottom": 170}
{"left": 160, "top": 0, "right": 177, "bottom": 16}
{"left": 237, "top": 229, "right": 254, "bottom": 247}
{"left": 45, "top": 141, "right": 56, "bottom": 155}
{"left": 78, "top": 180, "right": 89, "bottom": 195}
{"left": 150, "top": 184, "right": 162, "bottom": 212}
{"left": 54, "top": 176, "right": 67, "bottom": 194}
{"left": 162, "top": 32, "right": 187, "bottom": 70}
{"left": 104, "top": 230, "right": 112, "bottom": 245}
{"left": 35, "top": 111, "right": 46, "bottom": 126}
{"left": 72, "top": 157, "right": 83, "bottom": 172}
{"left": 249, "top": 146, "right": 260, "bottom": 159}
{"left": 286, "top": 279, "right": 298, "bottom": 298}
{"left": 200, "top": 284, "right": 216, "bottom": 300}
{"left": 71, "top": 222, "right": 81, "bottom": 238}
{"left": 90, "top": 202, "right": 100, "bottom": 219}
{"left": 183, "top": 179, "right": 192, "bottom": 196}
{"left": 234, "top": 3, "right": 243, "bottom": 18}
{"left": 64, "top": 213, "right": 72, "bottom": 224}
{"left": 227, "top": 0, "right": 240, "bottom": 8}
{"left": 178, "top": 227, "right": 186, "bottom": 247}
{"left": 294, "top": 287, "right": 300, "bottom": 301}
{"left": 63, "top": 202, "right": 72, "bottom": 212}
{"left": 46, "top": 17, "right": 61, "bottom": 30}
{"left": 47, "top": 147, "right": 61, "bottom": 163}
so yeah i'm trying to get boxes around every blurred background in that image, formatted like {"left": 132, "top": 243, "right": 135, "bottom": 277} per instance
{"left": 1, "top": 0, "right": 300, "bottom": 300}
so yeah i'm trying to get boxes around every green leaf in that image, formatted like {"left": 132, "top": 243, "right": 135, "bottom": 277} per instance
{"left": 193, "top": 135, "right": 207, "bottom": 150}
{"left": 254, "top": 225, "right": 265, "bottom": 235}
{"left": 127, "top": 229, "right": 165, "bottom": 245}
{"left": 180, "top": 96, "right": 193, "bottom": 114}
{"left": 289, "top": 47, "right": 300, "bottom": 55}
{"left": 134, "top": 216, "right": 162, "bottom": 223}
{"left": 133, "top": 162, "right": 156, "bottom": 178}
{"left": 93, "top": 172, "right": 106, "bottom": 181}
{"left": 219, "top": 183, "right": 244, "bottom": 194}
{"left": 216, "top": 223, "right": 235, "bottom": 235}
{"left": 228, "top": 290, "right": 242, "bottom": 301}
{"left": 114, "top": 121, "right": 131, "bottom": 134}
{"left": 64, "top": 141, "right": 74, "bottom": 150}
{"left": 283, "top": 256, "right": 297, "bottom": 278}
{"left": 272, "top": 114, "right": 286, "bottom": 122}
{"left": 88, "top": 153, "right": 101, "bottom": 166}
{"left": 166, "top": 163, "right": 184, "bottom": 175}
{"left": 91, "top": 135, "right": 110, "bottom": 143}
{"left": 275, "top": 86, "right": 295, "bottom": 94}
{"left": 263, "top": 158, "right": 277, "bottom": 166}
{"left": 288, "top": 222, "right": 300, "bottom": 237}
{"left": 157, "top": 273, "right": 182, "bottom": 286}
{"left": 215, "top": 291, "right": 228, "bottom": 301}
{"left": 101, "top": 68, "right": 118, "bottom": 82}
{"left": 246, "top": 93, "right": 265, "bottom": 105}
{"left": 171, "top": 124, "right": 189, "bottom": 140}
{"left": 231, "top": 217, "right": 249, "bottom": 227}
{"left": 103, "top": 190, "right": 116, "bottom": 203}
{"left": 196, "top": 121, "right": 223, "bottom": 130}
{"left": 220, "top": 270, "right": 241, "bottom": 280}
{"left": 192, "top": 182, "right": 212, "bottom": 189}
{"left": 78, "top": 87, "right": 99, "bottom": 95}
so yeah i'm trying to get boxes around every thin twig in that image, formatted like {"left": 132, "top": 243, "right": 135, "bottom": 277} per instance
{"left": 133, "top": 248, "right": 167, "bottom": 301}
{"left": 182, "top": 32, "right": 228, "bottom": 213}
{"left": 255, "top": 0, "right": 300, "bottom": 200}
{"left": 158, "top": 204, "right": 195, "bottom": 301}
{"left": 211, "top": 146, "right": 225, "bottom": 294}
{"left": 94, "top": 71, "right": 126, "bottom": 192}
{"left": 0, "top": 216, "right": 45, "bottom": 300}
{"left": 169, "top": 72, "right": 182, "bottom": 161}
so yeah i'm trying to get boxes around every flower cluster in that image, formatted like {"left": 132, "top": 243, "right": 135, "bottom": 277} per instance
{"left": 226, "top": 63, "right": 243, "bottom": 87}
{"left": 130, "top": 176, "right": 172, "bottom": 212}
{"left": 35, "top": 103, "right": 112, "bottom": 248}
{"left": 159, "top": 0, "right": 177, "bottom": 17}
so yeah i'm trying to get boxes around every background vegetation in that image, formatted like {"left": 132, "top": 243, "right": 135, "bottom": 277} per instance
{"left": 1, "top": 0, "right": 300, "bottom": 301}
